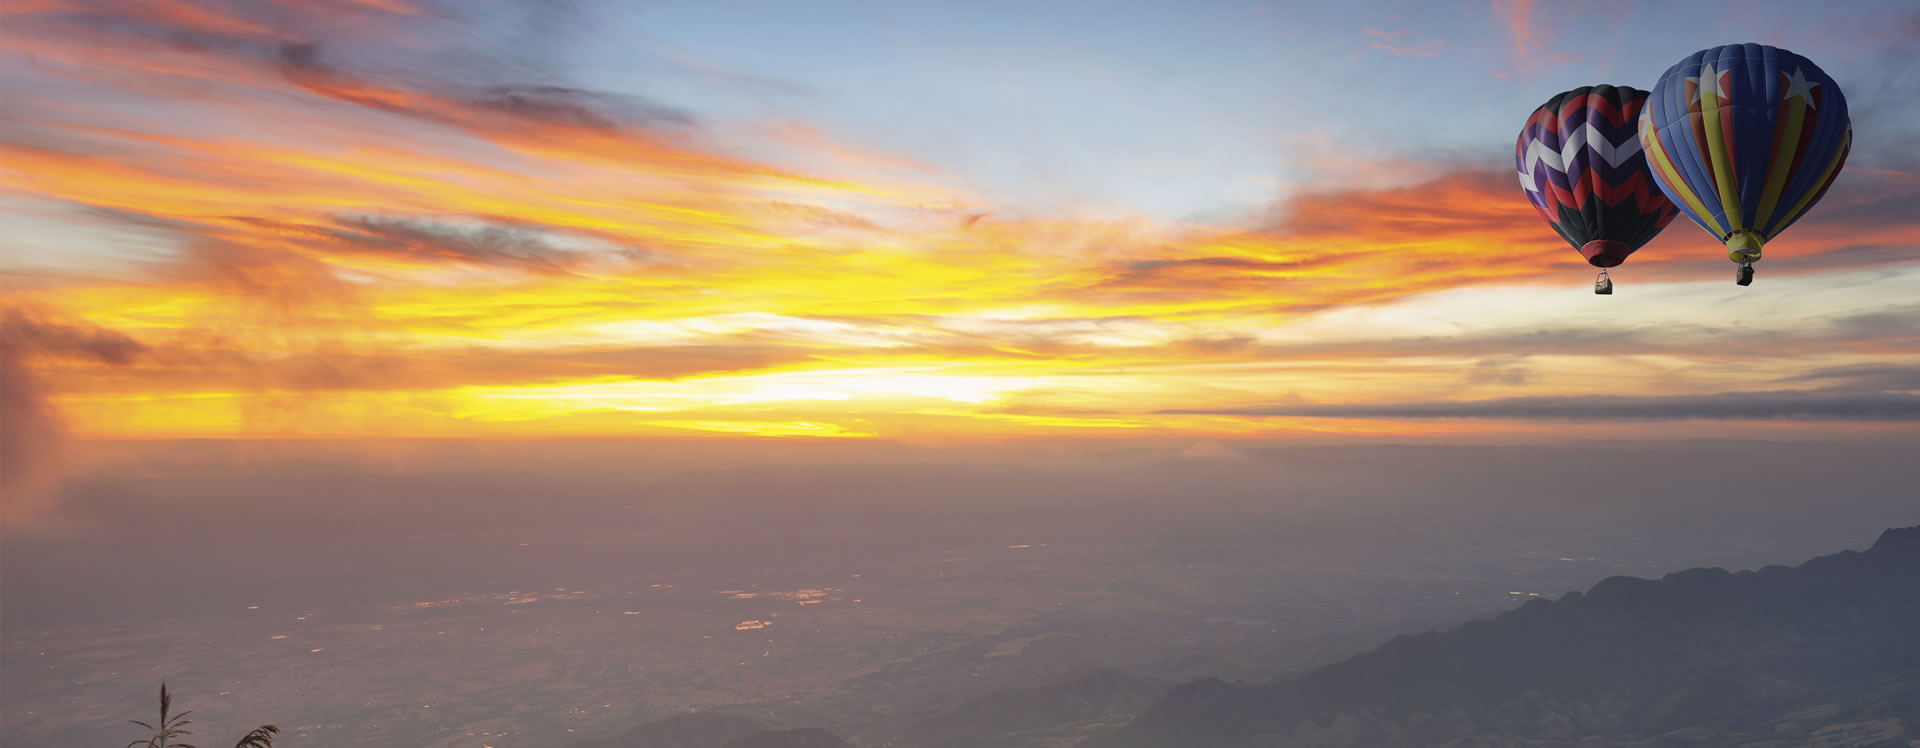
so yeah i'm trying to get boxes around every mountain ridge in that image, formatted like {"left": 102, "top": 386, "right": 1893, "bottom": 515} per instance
{"left": 1094, "top": 526, "right": 1920, "bottom": 747}
{"left": 569, "top": 528, "right": 1918, "bottom": 748}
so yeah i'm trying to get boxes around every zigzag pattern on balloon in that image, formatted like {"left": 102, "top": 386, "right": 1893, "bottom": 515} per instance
{"left": 1517, "top": 136, "right": 1658, "bottom": 212}
{"left": 1514, "top": 84, "right": 1680, "bottom": 270}
{"left": 1517, "top": 107, "right": 1666, "bottom": 218}
{"left": 1516, "top": 125, "right": 1645, "bottom": 183}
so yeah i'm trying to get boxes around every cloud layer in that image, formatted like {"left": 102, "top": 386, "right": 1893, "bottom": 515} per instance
{"left": 1, "top": 0, "right": 1917, "bottom": 478}
{"left": 1164, "top": 390, "right": 1920, "bottom": 422}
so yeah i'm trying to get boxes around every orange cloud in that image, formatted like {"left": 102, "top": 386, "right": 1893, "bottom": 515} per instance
{"left": 1362, "top": 26, "right": 1446, "bottom": 57}
{"left": 1486, "top": 0, "right": 1600, "bottom": 76}
{"left": 0, "top": 308, "right": 150, "bottom": 519}
{"left": 1490, "top": 0, "right": 1534, "bottom": 58}
{"left": 2, "top": 0, "right": 1917, "bottom": 459}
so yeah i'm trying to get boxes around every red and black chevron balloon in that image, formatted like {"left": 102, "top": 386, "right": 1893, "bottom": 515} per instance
{"left": 1516, "top": 85, "right": 1681, "bottom": 268}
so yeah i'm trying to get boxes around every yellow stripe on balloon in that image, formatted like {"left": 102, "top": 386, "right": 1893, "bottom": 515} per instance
{"left": 1642, "top": 117, "right": 1724, "bottom": 236}
{"left": 1752, "top": 91, "right": 1807, "bottom": 236}
{"left": 1697, "top": 67, "right": 1744, "bottom": 232}
{"left": 1766, "top": 128, "right": 1850, "bottom": 241}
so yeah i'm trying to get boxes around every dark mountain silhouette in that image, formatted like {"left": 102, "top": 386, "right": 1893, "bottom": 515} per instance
{"left": 565, "top": 712, "right": 766, "bottom": 748}
{"left": 1094, "top": 526, "right": 1920, "bottom": 748}
{"left": 722, "top": 727, "right": 857, "bottom": 748}
{"left": 879, "top": 667, "right": 1174, "bottom": 748}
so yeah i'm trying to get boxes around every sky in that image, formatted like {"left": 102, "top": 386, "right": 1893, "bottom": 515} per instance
{"left": 3, "top": 0, "right": 1919, "bottom": 519}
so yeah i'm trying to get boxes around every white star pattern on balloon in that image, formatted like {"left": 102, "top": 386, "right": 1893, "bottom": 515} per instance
{"left": 1693, "top": 62, "right": 1723, "bottom": 98}
{"left": 1782, "top": 67, "right": 1821, "bottom": 108}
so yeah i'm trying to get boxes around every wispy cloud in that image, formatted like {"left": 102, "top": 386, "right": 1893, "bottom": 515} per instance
{"left": 0, "top": 308, "right": 148, "bottom": 518}
{"left": 1775, "top": 364, "right": 1920, "bottom": 392}
{"left": 1486, "top": 0, "right": 1597, "bottom": 77}
{"left": 1162, "top": 391, "right": 1920, "bottom": 422}
{"left": 0, "top": 0, "right": 1917, "bottom": 458}
{"left": 1360, "top": 26, "right": 1445, "bottom": 57}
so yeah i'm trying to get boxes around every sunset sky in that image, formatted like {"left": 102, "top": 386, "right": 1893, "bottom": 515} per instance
{"left": 3, "top": 0, "right": 1917, "bottom": 478}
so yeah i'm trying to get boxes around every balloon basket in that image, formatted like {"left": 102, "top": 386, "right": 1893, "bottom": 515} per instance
{"left": 1736, "top": 262, "right": 1755, "bottom": 287}
{"left": 1594, "top": 269, "right": 1613, "bottom": 295}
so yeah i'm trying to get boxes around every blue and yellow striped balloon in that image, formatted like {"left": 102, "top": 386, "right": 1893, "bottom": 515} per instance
{"left": 1638, "top": 43, "right": 1851, "bottom": 274}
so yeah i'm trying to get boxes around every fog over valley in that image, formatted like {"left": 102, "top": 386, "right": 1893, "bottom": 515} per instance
{"left": 3, "top": 438, "right": 1910, "bottom": 746}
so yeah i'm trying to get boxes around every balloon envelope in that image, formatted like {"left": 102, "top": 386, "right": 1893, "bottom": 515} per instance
{"left": 1517, "top": 85, "right": 1679, "bottom": 268}
{"left": 1638, "top": 43, "right": 1851, "bottom": 264}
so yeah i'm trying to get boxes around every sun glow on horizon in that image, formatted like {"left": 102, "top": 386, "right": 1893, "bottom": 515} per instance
{"left": 3, "top": 0, "right": 1918, "bottom": 459}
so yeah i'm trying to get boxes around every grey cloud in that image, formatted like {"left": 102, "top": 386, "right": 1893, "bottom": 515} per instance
{"left": 1827, "top": 305, "right": 1920, "bottom": 341}
{"left": 472, "top": 84, "right": 696, "bottom": 130}
{"left": 1158, "top": 390, "right": 1920, "bottom": 422}
{"left": 1465, "top": 358, "right": 1536, "bottom": 386}
{"left": 0, "top": 310, "right": 148, "bottom": 502}
{"left": 19, "top": 1, "right": 697, "bottom": 139}
{"left": 1768, "top": 244, "right": 1920, "bottom": 275}
{"left": 0, "top": 352, "right": 59, "bottom": 497}
{"left": 330, "top": 216, "right": 582, "bottom": 274}
{"left": 1250, "top": 304, "right": 1920, "bottom": 362}
{"left": 1775, "top": 364, "right": 1920, "bottom": 392}
{"left": 0, "top": 308, "right": 148, "bottom": 364}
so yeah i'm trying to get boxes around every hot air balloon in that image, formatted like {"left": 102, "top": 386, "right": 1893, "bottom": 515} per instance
{"left": 1517, "top": 85, "right": 1680, "bottom": 294}
{"left": 1639, "top": 43, "right": 1852, "bottom": 286}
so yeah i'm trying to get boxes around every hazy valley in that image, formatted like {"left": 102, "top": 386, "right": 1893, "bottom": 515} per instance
{"left": 4, "top": 439, "right": 1912, "bottom": 747}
